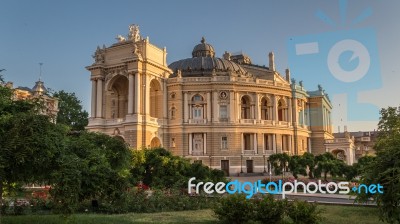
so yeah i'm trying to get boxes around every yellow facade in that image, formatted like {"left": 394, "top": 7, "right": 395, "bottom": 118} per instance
{"left": 86, "top": 24, "right": 334, "bottom": 175}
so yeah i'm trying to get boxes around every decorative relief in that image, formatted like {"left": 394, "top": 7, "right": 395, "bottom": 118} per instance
{"left": 219, "top": 91, "right": 228, "bottom": 100}
{"left": 92, "top": 45, "right": 106, "bottom": 64}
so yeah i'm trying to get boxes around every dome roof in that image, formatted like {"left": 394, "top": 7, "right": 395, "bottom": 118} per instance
{"left": 192, "top": 37, "right": 215, "bottom": 57}
{"left": 169, "top": 57, "right": 247, "bottom": 75}
{"left": 169, "top": 37, "right": 250, "bottom": 77}
{"left": 32, "top": 80, "right": 47, "bottom": 95}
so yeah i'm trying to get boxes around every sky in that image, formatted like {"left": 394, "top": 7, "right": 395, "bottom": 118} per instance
{"left": 1, "top": 0, "right": 399, "bottom": 132}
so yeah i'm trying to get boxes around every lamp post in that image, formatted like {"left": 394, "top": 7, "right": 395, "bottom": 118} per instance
{"left": 268, "top": 159, "right": 272, "bottom": 182}
{"left": 209, "top": 155, "right": 212, "bottom": 167}
{"left": 263, "top": 155, "right": 266, "bottom": 173}
{"left": 240, "top": 153, "right": 243, "bottom": 173}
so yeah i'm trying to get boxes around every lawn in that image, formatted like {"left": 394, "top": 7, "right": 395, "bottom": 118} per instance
{"left": 1, "top": 205, "right": 384, "bottom": 224}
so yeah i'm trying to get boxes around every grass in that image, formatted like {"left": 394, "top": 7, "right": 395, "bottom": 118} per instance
{"left": 0, "top": 205, "right": 384, "bottom": 224}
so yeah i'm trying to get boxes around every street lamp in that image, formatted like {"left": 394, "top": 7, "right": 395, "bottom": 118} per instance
{"left": 240, "top": 153, "right": 243, "bottom": 173}
{"left": 209, "top": 155, "right": 212, "bottom": 167}
{"left": 268, "top": 159, "right": 272, "bottom": 182}
{"left": 263, "top": 155, "right": 266, "bottom": 173}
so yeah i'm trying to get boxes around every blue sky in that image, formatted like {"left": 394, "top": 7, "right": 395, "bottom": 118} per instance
{"left": 1, "top": 0, "right": 399, "bottom": 132}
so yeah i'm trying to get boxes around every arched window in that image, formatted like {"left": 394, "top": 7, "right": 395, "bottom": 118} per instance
{"left": 170, "top": 106, "right": 176, "bottom": 119}
{"left": 241, "top": 96, "right": 251, "bottom": 119}
{"left": 192, "top": 94, "right": 204, "bottom": 119}
{"left": 261, "top": 97, "right": 272, "bottom": 120}
{"left": 278, "top": 99, "right": 287, "bottom": 121}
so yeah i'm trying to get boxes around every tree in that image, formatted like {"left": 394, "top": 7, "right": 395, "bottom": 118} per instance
{"left": 302, "top": 152, "right": 316, "bottom": 178}
{"left": 0, "top": 82, "right": 67, "bottom": 216}
{"left": 288, "top": 155, "right": 307, "bottom": 179}
{"left": 357, "top": 107, "right": 400, "bottom": 223}
{"left": 130, "top": 148, "right": 226, "bottom": 189}
{"left": 53, "top": 90, "right": 88, "bottom": 131}
{"left": 269, "top": 153, "right": 290, "bottom": 175}
{"left": 50, "top": 131, "right": 132, "bottom": 214}
{"left": 314, "top": 153, "right": 344, "bottom": 181}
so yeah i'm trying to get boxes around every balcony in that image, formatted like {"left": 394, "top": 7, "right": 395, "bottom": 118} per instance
{"left": 191, "top": 151, "right": 204, "bottom": 156}
{"left": 243, "top": 150, "right": 256, "bottom": 155}
{"left": 240, "top": 119, "right": 256, "bottom": 124}
{"left": 261, "top": 120, "right": 273, "bottom": 125}
{"left": 188, "top": 119, "right": 207, "bottom": 124}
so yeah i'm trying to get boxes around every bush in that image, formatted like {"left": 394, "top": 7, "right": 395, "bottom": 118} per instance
{"left": 213, "top": 194, "right": 254, "bottom": 224}
{"left": 253, "top": 194, "right": 286, "bottom": 224}
{"left": 286, "top": 200, "right": 323, "bottom": 224}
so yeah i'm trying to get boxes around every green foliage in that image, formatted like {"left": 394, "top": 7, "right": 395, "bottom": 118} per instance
{"left": 50, "top": 131, "right": 132, "bottom": 214}
{"left": 130, "top": 148, "right": 226, "bottom": 189}
{"left": 53, "top": 90, "right": 88, "bottom": 131}
{"left": 288, "top": 155, "right": 307, "bottom": 179}
{"left": 356, "top": 106, "right": 400, "bottom": 223}
{"left": 269, "top": 153, "right": 290, "bottom": 175}
{"left": 214, "top": 194, "right": 322, "bottom": 224}
{"left": 253, "top": 194, "right": 286, "bottom": 224}
{"left": 286, "top": 200, "right": 323, "bottom": 224}
{"left": 302, "top": 152, "right": 316, "bottom": 178}
{"left": 314, "top": 153, "right": 345, "bottom": 181}
{"left": 213, "top": 194, "right": 254, "bottom": 224}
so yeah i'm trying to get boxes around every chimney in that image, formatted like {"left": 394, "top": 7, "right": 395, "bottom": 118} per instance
{"left": 344, "top": 125, "right": 348, "bottom": 132}
{"left": 285, "top": 68, "right": 291, "bottom": 82}
{"left": 268, "top": 52, "right": 275, "bottom": 71}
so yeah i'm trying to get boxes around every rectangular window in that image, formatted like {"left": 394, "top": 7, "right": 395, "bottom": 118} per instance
{"left": 171, "top": 138, "right": 176, "bottom": 147}
{"left": 221, "top": 136, "right": 228, "bottom": 149}
{"left": 264, "top": 134, "right": 269, "bottom": 150}
{"left": 220, "top": 105, "right": 228, "bottom": 119}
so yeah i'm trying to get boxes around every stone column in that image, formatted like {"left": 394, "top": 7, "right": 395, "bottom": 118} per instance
{"left": 189, "top": 133, "right": 192, "bottom": 155}
{"left": 255, "top": 94, "right": 259, "bottom": 121}
{"left": 128, "top": 73, "right": 134, "bottom": 114}
{"left": 184, "top": 92, "right": 188, "bottom": 122}
{"left": 207, "top": 92, "right": 211, "bottom": 122}
{"left": 229, "top": 91, "right": 235, "bottom": 122}
{"left": 241, "top": 133, "right": 244, "bottom": 154}
{"left": 288, "top": 97, "right": 292, "bottom": 124}
{"left": 288, "top": 135, "right": 292, "bottom": 154}
{"left": 272, "top": 134, "right": 277, "bottom": 153}
{"left": 213, "top": 91, "right": 219, "bottom": 122}
{"left": 163, "top": 80, "right": 168, "bottom": 120}
{"left": 236, "top": 92, "right": 241, "bottom": 120}
{"left": 145, "top": 75, "right": 150, "bottom": 115}
{"left": 96, "top": 78, "right": 103, "bottom": 118}
{"left": 134, "top": 73, "right": 141, "bottom": 114}
{"left": 273, "top": 95, "right": 278, "bottom": 122}
{"left": 254, "top": 133, "right": 257, "bottom": 154}
{"left": 91, "top": 78, "right": 97, "bottom": 118}
{"left": 203, "top": 133, "right": 207, "bottom": 154}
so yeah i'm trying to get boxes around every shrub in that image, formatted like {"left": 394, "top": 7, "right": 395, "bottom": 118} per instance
{"left": 213, "top": 194, "right": 254, "bottom": 224}
{"left": 253, "top": 194, "right": 286, "bottom": 224}
{"left": 286, "top": 200, "right": 323, "bottom": 224}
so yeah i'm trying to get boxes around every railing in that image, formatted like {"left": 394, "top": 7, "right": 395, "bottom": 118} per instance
{"left": 191, "top": 151, "right": 204, "bottom": 156}
{"left": 264, "top": 150, "right": 274, "bottom": 155}
{"left": 261, "top": 120, "right": 274, "bottom": 125}
{"left": 325, "top": 138, "right": 352, "bottom": 143}
{"left": 240, "top": 119, "right": 256, "bottom": 124}
{"left": 189, "top": 119, "right": 207, "bottom": 124}
{"left": 243, "top": 150, "right": 256, "bottom": 155}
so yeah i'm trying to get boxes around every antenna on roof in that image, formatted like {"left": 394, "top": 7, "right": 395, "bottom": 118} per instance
{"left": 39, "top": 63, "right": 43, "bottom": 81}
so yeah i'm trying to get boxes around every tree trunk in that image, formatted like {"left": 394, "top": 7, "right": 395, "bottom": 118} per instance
{"left": 0, "top": 179, "right": 3, "bottom": 224}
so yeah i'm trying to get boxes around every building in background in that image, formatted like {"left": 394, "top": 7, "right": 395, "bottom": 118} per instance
{"left": 86, "top": 24, "right": 335, "bottom": 175}
{"left": 5, "top": 80, "right": 59, "bottom": 121}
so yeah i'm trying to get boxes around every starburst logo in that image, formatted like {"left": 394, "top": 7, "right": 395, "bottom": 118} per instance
{"left": 287, "top": 0, "right": 382, "bottom": 124}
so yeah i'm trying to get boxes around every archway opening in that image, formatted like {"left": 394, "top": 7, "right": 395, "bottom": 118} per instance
{"left": 241, "top": 96, "right": 251, "bottom": 119}
{"left": 109, "top": 75, "right": 129, "bottom": 119}
{"left": 150, "top": 137, "right": 161, "bottom": 148}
